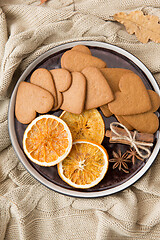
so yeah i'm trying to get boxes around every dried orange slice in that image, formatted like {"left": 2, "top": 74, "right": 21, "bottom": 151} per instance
{"left": 60, "top": 109, "right": 105, "bottom": 144}
{"left": 57, "top": 140, "right": 109, "bottom": 189}
{"left": 23, "top": 115, "right": 72, "bottom": 166}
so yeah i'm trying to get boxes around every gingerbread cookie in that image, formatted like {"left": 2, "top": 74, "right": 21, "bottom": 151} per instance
{"left": 102, "top": 90, "right": 160, "bottom": 118}
{"left": 82, "top": 67, "right": 114, "bottom": 110}
{"left": 108, "top": 73, "right": 152, "bottom": 115}
{"left": 15, "top": 82, "right": 54, "bottom": 124}
{"left": 100, "top": 105, "right": 113, "bottom": 118}
{"left": 115, "top": 115, "right": 134, "bottom": 131}
{"left": 100, "top": 68, "right": 135, "bottom": 117}
{"left": 54, "top": 91, "right": 63, "bottom": 111}
{"left": 117, "top": 89, "right": 159, "bottom": 133}
{"left": 71, "top": 45, "right": 91, "bottom": 55}
{"left": 50, "top": 69, "right": 72, "bottom": 110}
{"left": 61, "top": 50, "right": 106, "bottom": 72}
{"left": 50, "top": 69, "right": 72, "bottom": 92}
{"left": 148, "top": 90, "right": 160, "bottom": 112}
{"left": 100, "top": 68, "right": 133, "bottom": 93}
{"left": 122, "top": 112, "right": 159, "bottom": 134}
{"left": 30, "top": 68, "right": 57, "bottom": 108}
{"left": 61, "top": 72, "right": 86, "bottom": 114}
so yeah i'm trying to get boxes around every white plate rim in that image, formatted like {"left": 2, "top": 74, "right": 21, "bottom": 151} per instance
{"left": 8, "top": 40, "right": 160, "bottom": 198}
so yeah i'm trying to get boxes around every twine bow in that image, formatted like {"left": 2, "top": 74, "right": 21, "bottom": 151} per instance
{"left": 110, "top": 122, "right": 153, "bottom": 159}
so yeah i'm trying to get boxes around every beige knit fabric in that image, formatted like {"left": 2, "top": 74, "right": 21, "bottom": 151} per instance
{"left": 0, "top": 0, "right": 160, "bottom": 239}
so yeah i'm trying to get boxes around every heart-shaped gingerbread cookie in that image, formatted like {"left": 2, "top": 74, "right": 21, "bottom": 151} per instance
{"left": 50, "top": 69, "right": 72, "bottom": 110}
{"left": 115, "top": 115, "right": 133, "bottom": 131}
{"left": 30, "top": 68, "right": 57, "bottom": 108}
{"left": 15, "top": 82, "right": 54, "bottom": 124}
{"left": 61, "top": 45, "right": 91, "bottom": 68}
{"left": 122, "top": 112, "right": 159, "bottom": 134}
{"left": 61, "top": 50, "right": 106, "bottom": 72}
{"left": 108, "top": 73, "right": 152, "bottom": 115}
{"left": 100, "top": 68, "right": 133, "bottom": 93}
{"left": 100, "top": 68, "right": 135, "bottom": 117}
{"left": 100, "top": 104, "right": 113, "bottom": 118}
{"left": 148, "top": 90, "right": 160, "bottom": 112}
{"left": 82, "top": 67, "right": 114, "bottom": 110}
{"left": 50, "top": 69, "right": 72, "bottom": 92}
{"left": 71, "top": 45, "right": 91, "bottom": 55}
{"left": 117, "top": 89, "right": 160, "bottom": 133}
{"left": 61, "top": 72, "right": 86, "bottom": 114}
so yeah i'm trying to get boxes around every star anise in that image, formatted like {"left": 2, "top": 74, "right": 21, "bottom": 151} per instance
{"left": 109, "top": 149, "right": 131, "bottom": 173}
{"left": 126, "top": 148, "right": 144, "bottom": 165}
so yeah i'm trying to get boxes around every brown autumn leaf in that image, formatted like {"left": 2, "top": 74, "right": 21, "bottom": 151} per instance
{"left": 114, "top": 10, "right": 160, "bottom": 43}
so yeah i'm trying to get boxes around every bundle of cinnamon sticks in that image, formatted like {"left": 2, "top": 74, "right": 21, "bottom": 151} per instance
{"left": 106, "top": 127, "right": 154, "bottom": 145}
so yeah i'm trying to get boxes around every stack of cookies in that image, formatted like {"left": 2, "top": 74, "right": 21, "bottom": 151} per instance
{"left": 60, "top": 45, "right": 114, "bottom": 113}
{"left": 15, "top": 45, "right": 160, "bottom": 134}
{"left": 15, "top": 45, "right": 114, "bottom": 122}
{"left": 100, "top": 69, "right": 160, "bottom": 134}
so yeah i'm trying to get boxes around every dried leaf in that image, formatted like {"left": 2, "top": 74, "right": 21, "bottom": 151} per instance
{"left": 40, "top": 0, "right": 48, "bottom": 4}
{"left": 114, "top": 10, "right": 160, "bottom": 43}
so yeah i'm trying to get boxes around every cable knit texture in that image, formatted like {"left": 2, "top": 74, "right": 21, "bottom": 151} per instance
{"left": 0, "top": 0, "right": 160, "bottom": 239}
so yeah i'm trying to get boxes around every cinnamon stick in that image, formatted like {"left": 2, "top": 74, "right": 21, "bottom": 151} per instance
{"left": 105, "top": 127, "right": 154, "bottom": 143}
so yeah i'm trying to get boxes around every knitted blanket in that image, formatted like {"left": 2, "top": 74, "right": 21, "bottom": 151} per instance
{"left": 0, "top": 1, "right": 160, "bottom": 239}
